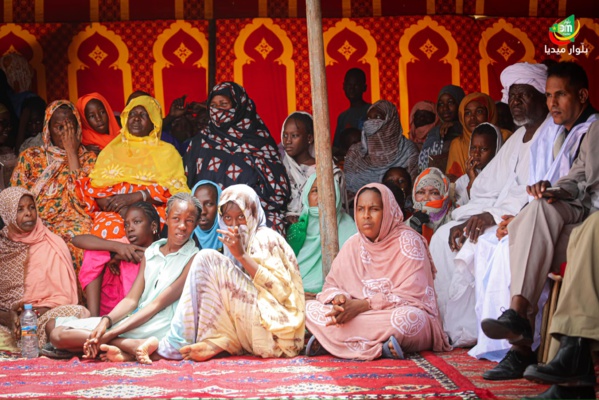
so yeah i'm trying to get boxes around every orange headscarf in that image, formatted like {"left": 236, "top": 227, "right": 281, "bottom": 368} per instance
{"left": 446, "top": 92, "right": 497, "bottom": 178}
{"left": 76, "top": 92, "right": 121, "bottom": 149}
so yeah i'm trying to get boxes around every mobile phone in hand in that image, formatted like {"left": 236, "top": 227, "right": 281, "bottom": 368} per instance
{"left": 543, "top": 186, "right": 573, "bottom": 200}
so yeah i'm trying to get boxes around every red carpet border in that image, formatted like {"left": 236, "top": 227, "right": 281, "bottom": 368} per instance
{"left": 1, "top": 350, "right": 495, "bottom": 399}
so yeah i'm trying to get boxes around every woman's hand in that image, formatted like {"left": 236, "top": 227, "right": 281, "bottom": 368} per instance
{"left": 325, "top": 297, "right": 369, "bottom": 326}
{"left": 62, "top": 117, "right": 81, "bottom": 155}
{"left": 217, "top": 226, "right": 244, "bottom": 259}
{"left": 104, "top": 192, "right": 143, "bottom": 214}
{"left": 61, "top": 117, "right": 82, "bottom": 171}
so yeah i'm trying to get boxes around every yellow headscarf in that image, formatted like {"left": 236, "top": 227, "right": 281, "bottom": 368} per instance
{"left": 89, "top": 95, "right": 189, "bottom": 194}
{"left": 446, "top": 93, "right": 497, "bottom": 178}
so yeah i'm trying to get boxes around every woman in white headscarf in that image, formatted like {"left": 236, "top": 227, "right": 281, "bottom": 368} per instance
{"left": 405, "top": 167, "right": 454, "bottom": 243}
{"left": 157, "top": 184, "right": 305, "bottom": 362}
{"left": 279, "top": 112, "right": 347, "bottom": 223}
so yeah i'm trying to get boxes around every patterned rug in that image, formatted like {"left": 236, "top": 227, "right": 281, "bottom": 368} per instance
{"left": 0, "top": 350, "right": 494, "bottom": 399}
{"left": 439, "top": 348, "right": 599, "bottom": 399}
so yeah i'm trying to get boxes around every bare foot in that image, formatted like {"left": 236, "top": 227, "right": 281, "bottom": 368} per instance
{"left": 99, "top": 344, "right": 135, "bottom": 362}
{"left": 180, "top": 341, "right": 223, "bottom": 362}
{"left": 135, "top": 337, "right": 159, "bottom": 365}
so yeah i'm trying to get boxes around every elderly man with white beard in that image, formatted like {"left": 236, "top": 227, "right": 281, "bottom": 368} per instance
{"left": 478, "top": 62, "right": 598, "bottom": 383}
{"left": 429, "top": 62, "right": 549, "bottom": 350}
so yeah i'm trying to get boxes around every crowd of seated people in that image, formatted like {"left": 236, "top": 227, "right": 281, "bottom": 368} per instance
{"left": 2, "top": 52, "right": 598, "bottom": 399}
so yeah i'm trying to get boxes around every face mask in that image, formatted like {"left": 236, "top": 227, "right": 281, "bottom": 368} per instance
{"left": 362, "top": 119, "right": 385, "bottom": 136}
{"left": 210, "top": 107, "right": 235, "bottom": 127}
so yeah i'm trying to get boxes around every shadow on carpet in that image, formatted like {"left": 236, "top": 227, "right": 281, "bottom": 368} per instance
{"left": 0, "top": 350, "right": 493, "bottom": 399}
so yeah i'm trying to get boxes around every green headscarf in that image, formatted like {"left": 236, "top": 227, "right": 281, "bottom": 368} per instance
{"left": 287, "top": 173, "right": 357, "bottom": 293}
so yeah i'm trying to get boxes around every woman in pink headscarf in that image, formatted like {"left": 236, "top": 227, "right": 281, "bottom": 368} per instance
{"left": 0, "top": 187, "right": 84, "bottom": 350}
{"left": 304, "top": 183, "right": 451, "bottom": 360}
{"left": 408, "top": 101, "right": 438, "bottom": 150}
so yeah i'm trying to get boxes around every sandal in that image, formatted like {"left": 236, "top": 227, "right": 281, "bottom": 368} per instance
{"left": 381, "top": 336, "right": 404, "bottom": 359}
{"left": 40, "top": 343, "right": 75, "bottom": 359}
{"left": 305, "top": 335, "right": 328, "bottom": 357}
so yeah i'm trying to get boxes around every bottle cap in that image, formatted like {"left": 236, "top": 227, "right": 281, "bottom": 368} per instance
{"left": 24, "top": 304, "right": 32, "bottom": 310}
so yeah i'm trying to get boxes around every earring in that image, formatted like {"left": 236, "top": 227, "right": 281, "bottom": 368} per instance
{"left": 153, "top": 229, "right": 157, "bottom": 234}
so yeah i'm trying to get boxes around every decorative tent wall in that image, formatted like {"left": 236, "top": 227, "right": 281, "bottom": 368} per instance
{"left": 0, "top": 0, "right": 597, "bottom": 142}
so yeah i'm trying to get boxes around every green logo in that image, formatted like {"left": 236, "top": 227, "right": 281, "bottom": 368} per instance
{"left": 549, "top": 15, "right": 580, "bottom": 45}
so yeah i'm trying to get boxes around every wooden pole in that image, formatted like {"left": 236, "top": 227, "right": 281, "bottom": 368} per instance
{"left": 305, "top": 0, "right": 339, "bottom": 277}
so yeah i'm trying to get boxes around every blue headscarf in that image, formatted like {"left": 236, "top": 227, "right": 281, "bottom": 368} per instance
{"left": 191, "top": 180, "right": 222, "bottom": 250}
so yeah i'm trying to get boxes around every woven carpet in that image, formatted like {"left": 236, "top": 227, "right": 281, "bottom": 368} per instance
{"left": 439, "top": 348, "right": 599, "bottom": 399}
{"left": 0, "top": 350, "right": 494, "bottom": 399}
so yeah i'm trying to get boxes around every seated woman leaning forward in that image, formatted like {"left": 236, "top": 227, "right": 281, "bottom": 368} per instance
{"left": 10, "top": 100, "right": 97, "bottom": 272}
{"left": 155, "top": 184, "right": 305, "bottom": 362}
{"left": 74, "top": 202, "right": 161, "bottom": 317}
{"left": 45, "top": 193, "right": 200, "bottom": 363}
{"left": 79, "top": 95, "right": 189, "bottom": 240}
{"left": 305, "top": 183, "right": 451, "bottom": 360}
{"left": 0, "top": 187, "right": 83, "bottom": 351}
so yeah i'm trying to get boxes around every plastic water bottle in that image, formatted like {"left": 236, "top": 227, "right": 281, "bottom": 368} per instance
{"left": 20, "top": 304, "right": 39, "bottom": 358}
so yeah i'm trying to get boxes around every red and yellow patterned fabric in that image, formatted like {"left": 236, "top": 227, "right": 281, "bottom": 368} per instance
{"left": 78, "top": 181, "right": 168, "bottom": 239}
{"left": 1, "top": 0, "right": 595, "bottom": 22}
{"left": 0, "top": 16, "right": 597, "bottom": 142}
{"left": 9, "top": 100, "right": 97, "bottom": 271}
{"left": 81, "top": 95, "right": 188, "bottom": 239}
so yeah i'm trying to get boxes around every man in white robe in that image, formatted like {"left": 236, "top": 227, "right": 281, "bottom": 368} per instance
{"left": 470, "top": 62, "right": 598, "bottom": 368}
{"left": 430, "top": 63, "right": 549, "bottom": 349}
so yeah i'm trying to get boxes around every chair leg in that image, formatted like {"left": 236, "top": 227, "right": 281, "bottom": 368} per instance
{"left": 539, "top": 289, "right": 551, "bottom": 363}
{"left": 541, "top": 277, "right": 562, "bottom": 363}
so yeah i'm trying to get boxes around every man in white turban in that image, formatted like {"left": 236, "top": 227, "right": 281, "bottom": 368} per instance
{"left": 478, "top": 62, "right": 599, "bottom": 388}
{"left": 500, "top": 62, "right": 548, "bottom": 104}
{"left": 428, "top": 62, "right": 549, "bottom": 358}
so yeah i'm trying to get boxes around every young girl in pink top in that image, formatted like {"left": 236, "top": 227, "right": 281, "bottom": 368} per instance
{"left": 73, "top": 202, "right": 160, "bottom": 316}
